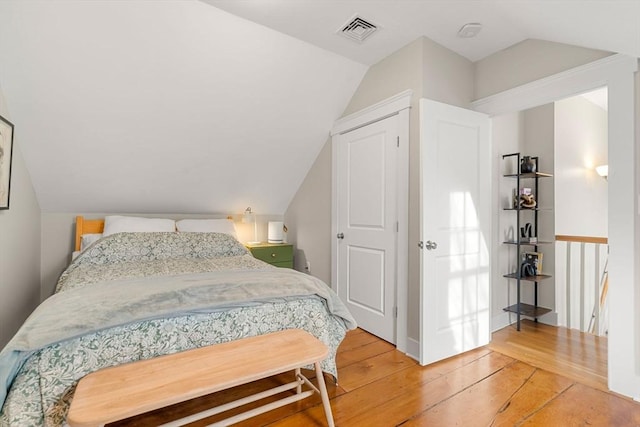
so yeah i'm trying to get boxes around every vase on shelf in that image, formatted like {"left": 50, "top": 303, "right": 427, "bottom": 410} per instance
{"left": 520, "top": 156, "right": 536, "bottom": 174}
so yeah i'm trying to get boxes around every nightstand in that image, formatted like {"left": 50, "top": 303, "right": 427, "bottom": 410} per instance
{"left": 246, "top": 242, "right": 293, "bottom": 268}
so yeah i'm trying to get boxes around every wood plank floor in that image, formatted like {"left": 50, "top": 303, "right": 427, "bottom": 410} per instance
{"left": 110, "top": 322, "right": 640, "bottom": 426}
{"left": 488, "top": 319, "right": 608, "bottom": 392}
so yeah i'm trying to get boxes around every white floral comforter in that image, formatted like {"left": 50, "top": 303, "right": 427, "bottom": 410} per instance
{"left": 0, "top": 232, "right": 356, "bottom": 426}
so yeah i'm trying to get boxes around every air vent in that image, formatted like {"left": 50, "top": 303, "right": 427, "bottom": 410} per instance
{"left": 338, "top": 15, "right": 379, "bottom": 43}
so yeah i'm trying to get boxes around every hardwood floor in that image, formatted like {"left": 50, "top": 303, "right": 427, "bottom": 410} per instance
{"left": 488, "top": 319, "right": 608, "bottom": 392}
{"left": 111, "top": 323, "right": 640, "bottom": 426}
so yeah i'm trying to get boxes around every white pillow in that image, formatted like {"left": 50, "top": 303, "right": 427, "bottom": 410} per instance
{"left": 102, "top": 215, "right": 176, "bottom": 237}
{"left": 176, "top": 219, "right": 238, "bottom": 240}
{"left": 80, "top": 233, "right": 103, "bottom": 251}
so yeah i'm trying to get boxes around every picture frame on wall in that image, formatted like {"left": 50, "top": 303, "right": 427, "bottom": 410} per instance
{"left": 0, "top": 113, "right": 14, "bottom": 210}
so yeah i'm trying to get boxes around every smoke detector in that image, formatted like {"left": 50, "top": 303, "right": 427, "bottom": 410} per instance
{"left": 457, "top": 23, "right": 482, "bottom": 38}
{"left": 337, "top": 15, "right": 379, "bottom": 43}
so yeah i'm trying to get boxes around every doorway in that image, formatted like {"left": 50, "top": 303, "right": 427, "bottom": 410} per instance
{"left": 473, "top": 54, "right": 637, "bottom": 398}
{"left": 492, "top": 89, "right": 609, "bottom": 349}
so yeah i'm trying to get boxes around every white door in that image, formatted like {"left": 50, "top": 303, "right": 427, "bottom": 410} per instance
{"left": 420, "top": 99, "right": 491, "bottom": 365}
{"left": 335, "top": 115, "right": 398, "bottom": 343}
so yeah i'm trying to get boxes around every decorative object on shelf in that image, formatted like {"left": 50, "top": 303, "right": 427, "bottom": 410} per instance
{"left": 522, "top": 251, "right": 543, "bottom": 274}
{"left": 520, "top": 222, "right": 533, "bottom": 240}
{"left": 520, "top": 193, "right": 537, "bottom": 208}
{"left": 0, "top": 113, "right": 14, "bottom": 210}
{"left": 520, "top": 156, "right": 536, "bottom": 174}
{"left": 242, "top": 207, "right": 260, "bottom": 244}
{"left": 520, "top": 261, "right": 536, "bottom": 277}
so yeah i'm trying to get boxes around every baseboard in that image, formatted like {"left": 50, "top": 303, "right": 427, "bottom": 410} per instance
{"left": 405, "top": 337, "right": 420, "bottom": 361}
{"left": 492, "top": 311, "right": 559, "bottom": 331}
{"left": 492, "top": 312, "right": 511, "bottom": 332}
{"left": 538, "top": 311, "right": 558, "bottom": 326}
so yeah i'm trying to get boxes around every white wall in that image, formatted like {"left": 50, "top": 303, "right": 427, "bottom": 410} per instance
{"left": 492, "top": 112, "right": 524, "bottom": 328}
{"left": 492, "top": 104, "right": 556, "bottom": 330}
{"left": 0, "top": 85, "right": 41, "bottom": 348}
{"left": 523, "top": 104, "right": 556, "bottom": 322}
{"left": 283, "top": 139, "right": 332, "bottom": 284}
{"left": 554, "top": 95, "right": 608, "bottom": 237}
{"left": 475, "top": 39, "right": 612, "bottom": 99}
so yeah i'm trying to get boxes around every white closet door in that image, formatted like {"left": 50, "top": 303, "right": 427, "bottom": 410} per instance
{"left": 335, "top": 115, "right": 398, "bottom": 343}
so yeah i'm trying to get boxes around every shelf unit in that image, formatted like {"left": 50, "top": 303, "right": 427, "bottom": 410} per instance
{"left": 502, "top": 153, "right": 553, "bottom": 330}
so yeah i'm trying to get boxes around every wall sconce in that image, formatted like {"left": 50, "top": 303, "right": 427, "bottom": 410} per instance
{"left": 595, "top": 165, "right": 608, "bottom": 180}
{"left": 243, "top": 207, "right": 260, "bottom": 244}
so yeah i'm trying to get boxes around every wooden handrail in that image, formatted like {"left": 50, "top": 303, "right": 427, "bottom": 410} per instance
{"left": 555, "top": 235, "right": 608, "bottom": 244}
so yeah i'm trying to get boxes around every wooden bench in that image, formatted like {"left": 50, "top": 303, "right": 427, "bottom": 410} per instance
{"left": 67, "top": 329, "right": 335, "bottom": 427}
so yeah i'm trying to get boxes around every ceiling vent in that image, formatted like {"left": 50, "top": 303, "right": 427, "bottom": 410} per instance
{"left": 338, "top": 15, "right": 379, "bottom": 43}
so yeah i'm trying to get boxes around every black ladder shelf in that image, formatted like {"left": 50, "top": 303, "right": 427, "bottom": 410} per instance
{"left": 502, "top": 152, "right": 553, "bottom": 331}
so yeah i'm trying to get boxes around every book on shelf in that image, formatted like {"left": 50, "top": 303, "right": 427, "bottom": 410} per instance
{"left": 522, "top": 251, "right": 543, "bottom": 274}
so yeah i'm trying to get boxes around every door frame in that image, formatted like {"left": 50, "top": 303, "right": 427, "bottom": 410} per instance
{"left": 331, "top": 90, "right": 412, "bottom": 352}
{"left": 471, "top": 53, "right": 638, "bottom": 399}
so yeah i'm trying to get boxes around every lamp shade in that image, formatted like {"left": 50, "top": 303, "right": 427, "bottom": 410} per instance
{"left": 242, "top": 207, "right": 255, "bottom": 224}
{"left": 268, "top": 221, "right": 284, "bottom": 243}
{"left": 242, "top": 207, "right": 259, "bottom": 244}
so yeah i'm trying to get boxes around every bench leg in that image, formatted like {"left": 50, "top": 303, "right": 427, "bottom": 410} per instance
{"left": 295, "top": 368, "right": 302, "bottom": 394}
{"left": 314, "top": 362, "right": 335, "bottom": 427}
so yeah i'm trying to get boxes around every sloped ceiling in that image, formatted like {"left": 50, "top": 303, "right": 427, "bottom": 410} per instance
{"left": 0, "top": 1, "right": 367, "bottom": 214}
{"left": 208, "top": 0, "right": 640, "bottom": 64}
{"left": 2, "top": 1, "right": 638, "bottom": 216}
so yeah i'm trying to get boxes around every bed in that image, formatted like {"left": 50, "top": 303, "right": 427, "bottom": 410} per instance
{"left": 0, "top": 216, "right": 356, "bottom": 426}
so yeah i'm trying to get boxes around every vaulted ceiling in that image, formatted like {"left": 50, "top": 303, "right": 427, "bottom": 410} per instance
{"left": 0, "top": 1, "right": 367, "bottom": 214}
{"left": 0, "top": 1, "right": 637, "bottom": 215}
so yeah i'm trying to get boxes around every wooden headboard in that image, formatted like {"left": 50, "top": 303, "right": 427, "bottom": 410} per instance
{"left": 75, "top": 216, "right": 104, "bottom": 251}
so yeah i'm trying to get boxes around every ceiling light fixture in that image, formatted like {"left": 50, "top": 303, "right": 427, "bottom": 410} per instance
{"left": 457, "top": 23, "right": 482, "bottom": 38}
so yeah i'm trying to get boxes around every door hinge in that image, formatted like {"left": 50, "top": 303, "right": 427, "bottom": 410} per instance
{"left": 396, "top": 136, "right": 399, "bottom": 147}
{"left": 393, "top": 306, "right": 398, "bottom": 318}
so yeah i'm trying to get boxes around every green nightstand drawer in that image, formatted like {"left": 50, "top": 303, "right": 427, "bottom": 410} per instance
{"left": 247, "top": 243, "right": 293, "bottom": 268}
{"left": 270, "top": 260, "right": 294, "bottom": 268}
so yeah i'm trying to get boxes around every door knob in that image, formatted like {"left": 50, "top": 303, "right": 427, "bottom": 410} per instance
{"left": 425, "top": 240, "right": 438, "bottom": 250}
{"left": 337, "top": 232, "right": 344, "bottom": 239}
